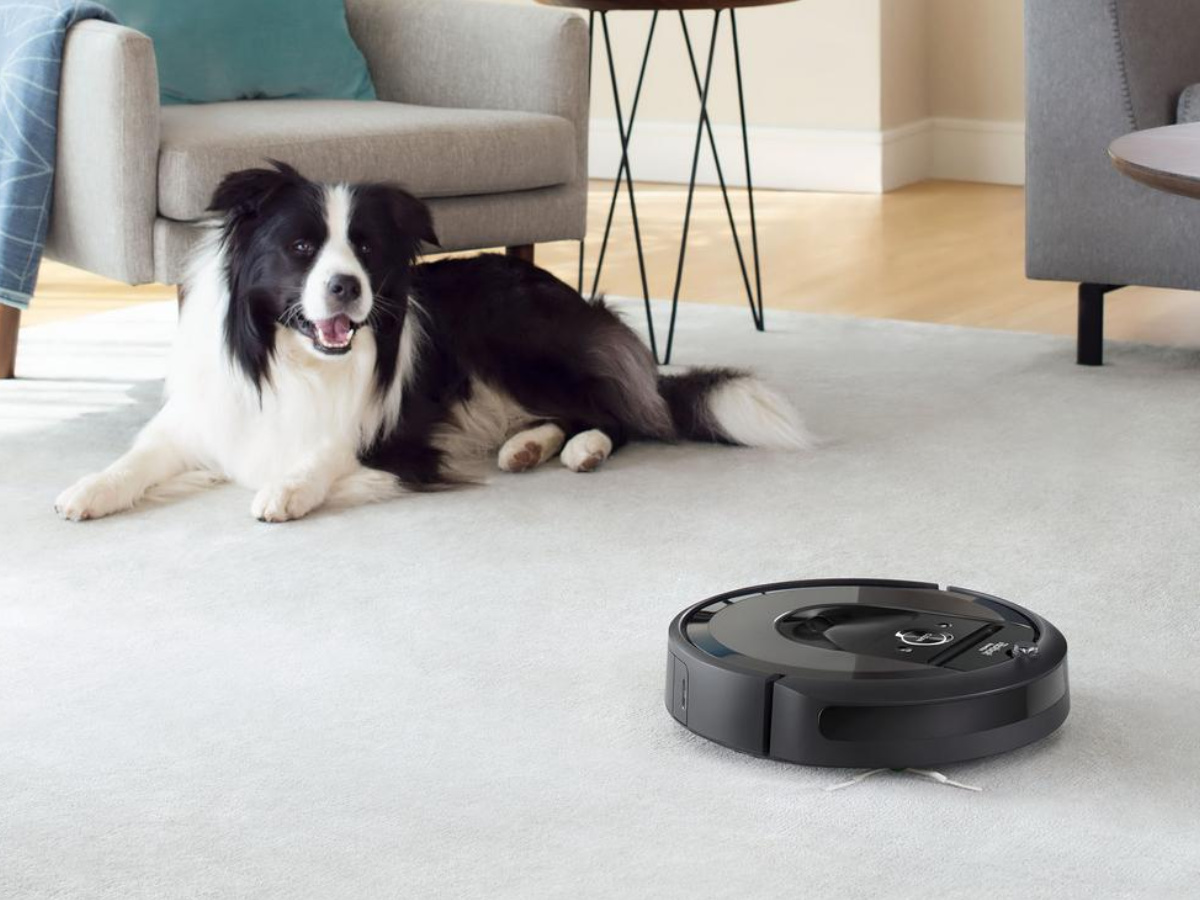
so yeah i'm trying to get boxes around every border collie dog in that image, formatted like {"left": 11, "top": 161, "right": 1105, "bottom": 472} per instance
{"left": 56, "top": 163, "right": 810, "bottom": 523}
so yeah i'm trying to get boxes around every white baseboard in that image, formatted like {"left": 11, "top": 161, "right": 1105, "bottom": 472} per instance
{"left": 928, "top": 117, "right": 1026, "bottom": 187}
{"left": 587, "top": 117, "right": 1025, "bottom": 193}
{"left": 882, "top": 120, "right": 934, "bottom": 192}
{"left": 587, "top": 119, "right": 889, "bottom": 193}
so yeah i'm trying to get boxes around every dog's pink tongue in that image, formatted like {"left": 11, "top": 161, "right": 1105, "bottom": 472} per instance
{"left": 314, "top": 314, "right": 352, "bottom": 345}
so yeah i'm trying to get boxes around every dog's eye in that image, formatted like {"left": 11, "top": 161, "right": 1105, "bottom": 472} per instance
{"left": 289, "top": 239, "right": 316, "bottom": 258}
{"left": 357, "top": 242, "right": 371, "bottom": 257}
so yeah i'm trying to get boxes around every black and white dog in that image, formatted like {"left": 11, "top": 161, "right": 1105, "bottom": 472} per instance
{"left": 56, "top": 163, "right": 809, "bottom": 523}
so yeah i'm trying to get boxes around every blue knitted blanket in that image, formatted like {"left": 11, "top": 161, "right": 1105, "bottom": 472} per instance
{"left": 0, "top": 1, "right": 115, "bottom": 310}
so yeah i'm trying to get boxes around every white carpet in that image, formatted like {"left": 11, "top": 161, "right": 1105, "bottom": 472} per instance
{"left": 2, "top": 300, "right": 1199, "bottom": 899}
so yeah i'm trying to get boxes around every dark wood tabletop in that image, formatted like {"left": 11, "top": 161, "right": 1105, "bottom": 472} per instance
{"left": 536, "top": 0, "right": 794, "bottom": 11}
{"left": 1109, "top": 124, "right": 1200, "bottom": 201}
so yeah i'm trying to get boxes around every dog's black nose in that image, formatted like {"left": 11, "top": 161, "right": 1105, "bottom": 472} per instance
{"left": 327, "top": 274, "right": 362, "bottom": 302}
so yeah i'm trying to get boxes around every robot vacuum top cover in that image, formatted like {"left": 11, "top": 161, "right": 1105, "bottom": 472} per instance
{"left": 666, "top": 579, "right": 1069, "bottom": 768}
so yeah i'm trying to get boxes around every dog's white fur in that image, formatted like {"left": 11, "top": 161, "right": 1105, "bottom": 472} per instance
{"left": 301, "top": 185, "right": 372, "bottom": 327}
{"left": 430, "top": 378, "right": 535, "bottom": 483}
{"left": 706, "top": 377, "right": 815, "bottom": 451}
{"left": 56, "top": 189, "right": 410, "bottom": 523}
{"left": 561, "top": 430, "right": 614, "bottom": 473}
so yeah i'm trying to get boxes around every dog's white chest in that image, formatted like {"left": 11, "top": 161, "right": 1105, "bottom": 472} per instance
{"left": 167, "top": 325, "right": 382, "bottom": 489}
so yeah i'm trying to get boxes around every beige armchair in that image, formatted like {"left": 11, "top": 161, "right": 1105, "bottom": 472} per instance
{"left": 2, "top": 0, "right": 589, "bottom": 377}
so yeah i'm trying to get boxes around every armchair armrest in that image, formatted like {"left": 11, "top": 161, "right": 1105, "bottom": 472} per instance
{"left": 44, "top": 21, "right": 159, "bottom": 285}
{"left": 347, "top": 0, "right": 589, "bottom": 175}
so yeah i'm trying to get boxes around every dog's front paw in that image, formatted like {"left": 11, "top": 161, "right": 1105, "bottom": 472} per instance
{"left": 55, "top": 473, "right": 129, "bottom": 522}
{"left": 251, "top": 481, "right": 325, "bottom": 523}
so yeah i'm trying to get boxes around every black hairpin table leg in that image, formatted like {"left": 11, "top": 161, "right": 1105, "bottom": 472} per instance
{"left": 679, "top": 10, "right": 762, "bottom": 333}
{"left": 664, "top": 10, "right": 722, "bottom": 364}
{"left": 730, "top": 10, "right": 766, "bottom": 332}
{"left": 577, "top": 5, "right": 769, "bottom": 366}
{"left": 578, "top": 11, "right": 595, "bottom": 296}
{"left": 591, "top": 11, "right": 660, "bottom": 361}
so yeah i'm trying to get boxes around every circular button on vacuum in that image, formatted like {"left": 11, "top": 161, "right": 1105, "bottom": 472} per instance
{"left": 897, "top": 629, "right": 954, "bottom": 647}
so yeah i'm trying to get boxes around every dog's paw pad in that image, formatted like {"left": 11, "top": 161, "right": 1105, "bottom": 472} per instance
{"left": 55, "top": 473, "right": 125, "bottom": 522}
{"left": 561, "top": 430, "right": 613, "bottom": 474}
{"left": 499, "top": 425, "right": 565, "bottom": 473}
{"left": 251, "top": 482, "right": 323, "bottom": 523}
{"left": 509, "top": 441, "right": 543, "bottom": 472}
{"left": 576, "top": 452, "right": 605, "bottom": 472}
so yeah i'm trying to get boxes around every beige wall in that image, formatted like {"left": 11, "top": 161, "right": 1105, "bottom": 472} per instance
{"left": 493, "top": 0, "right": 884, "bottom": 130}
{"left": 881, "top": 0, "right": 929, "bottom": 129}
{"left": 884, "top": 0, "right": 1025, "bottom": 128}
{"left": 596, "top": 0, "right": 882, "bottom": 130}
{"left": 494, "top": 0, "right": 1024, "bottom": 132}
{"left": 928, "top": 0, "right": 1025, "bottom": 122}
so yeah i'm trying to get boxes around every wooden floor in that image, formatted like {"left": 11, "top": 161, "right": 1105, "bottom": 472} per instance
{"left": 23, "top": 180, "right": 1200, "bottom": 347}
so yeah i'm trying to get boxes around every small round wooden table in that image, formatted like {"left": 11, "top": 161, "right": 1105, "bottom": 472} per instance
{"left": 538, "top": 0, "right": 798, "bottom": 363}
{"left": 1109, "top": 123, "right": 1200, "bottom": 200}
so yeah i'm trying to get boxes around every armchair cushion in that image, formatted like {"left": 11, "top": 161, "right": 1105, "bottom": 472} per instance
{"left": 157, "top": 100, "right": 578, "bottom": 221}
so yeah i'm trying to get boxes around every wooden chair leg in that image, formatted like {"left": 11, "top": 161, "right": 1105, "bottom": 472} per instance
{"left": 506, "top": 244, "right": 535, "bottom": 264}
{"left": 0, "top": 304, "right": 20, "bottom": 380}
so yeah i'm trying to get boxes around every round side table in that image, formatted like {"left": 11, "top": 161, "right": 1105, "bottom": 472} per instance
{"left": 538, "top": 0, "right": 798, "bottom": 364}
{"left": 1094, "top": 123, "right": 1200, "bottom": 366}
{"left": 1109, "top": 123, "right": 1200, "bottom": 200}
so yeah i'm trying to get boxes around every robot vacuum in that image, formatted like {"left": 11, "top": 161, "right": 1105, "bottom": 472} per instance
{"left": 666, "top": 579, "right": 1069, "bottom": 768}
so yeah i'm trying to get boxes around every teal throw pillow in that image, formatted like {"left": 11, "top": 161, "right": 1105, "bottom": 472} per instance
{"left": 102, "top": 0, "right": 376, "bottom": 105}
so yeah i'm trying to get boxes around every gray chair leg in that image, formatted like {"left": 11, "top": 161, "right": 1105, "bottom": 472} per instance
{"left": 0, "top": 304, "right": 19, "bottom": 379}
{"left": 1078, "top": 283, "right": 1122, "bottom": 367}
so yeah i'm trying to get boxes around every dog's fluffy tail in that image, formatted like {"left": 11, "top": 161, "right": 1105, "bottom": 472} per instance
{"left": 657, "top": 369, "right": 813, "bottom": 450}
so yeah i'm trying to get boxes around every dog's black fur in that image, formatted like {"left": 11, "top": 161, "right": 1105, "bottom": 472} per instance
{"left": 368, "top": 255, "right": 712, "bottom": 486}
{"left": 208, "top": 162, "right": 775, "bottom": 488}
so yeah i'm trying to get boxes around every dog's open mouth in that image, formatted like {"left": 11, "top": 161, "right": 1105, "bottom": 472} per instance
{"left": 294, "top": 314, "right": 358, "bottom": 355}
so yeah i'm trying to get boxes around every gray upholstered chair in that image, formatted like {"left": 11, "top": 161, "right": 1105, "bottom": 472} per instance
{"left": 1026, "top": 0, "right": 1200, "bottom": 365}
{"left": 1, "top": 0, "right": 589, "bottom": 377}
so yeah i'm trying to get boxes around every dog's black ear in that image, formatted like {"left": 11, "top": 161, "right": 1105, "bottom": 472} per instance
{"left": 209, "top": 160, "right": 306, "bottom": 218}
{"left": 382, "top": 185, "right": 439, "bottom": 252}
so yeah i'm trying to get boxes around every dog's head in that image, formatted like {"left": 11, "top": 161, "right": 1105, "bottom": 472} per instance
{"left": 209, "top": 161, "right": 437, "bottom": 386}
